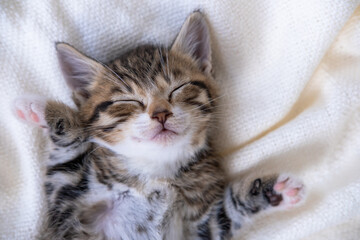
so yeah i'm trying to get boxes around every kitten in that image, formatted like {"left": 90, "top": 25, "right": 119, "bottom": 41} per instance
{"left": 13, "top": 12, "right": 305, "bottom": 240}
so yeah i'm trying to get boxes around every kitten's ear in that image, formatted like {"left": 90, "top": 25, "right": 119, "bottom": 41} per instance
{"left": 171, "top": 11, "right": 212, "bottom": 74}
{"left": 56, "top": 43, "right": 102, "bottom": 102}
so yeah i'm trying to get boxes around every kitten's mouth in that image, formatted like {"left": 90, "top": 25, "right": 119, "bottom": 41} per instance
{"left": 131, "top": 126, "right": 179, "bottom": 144}
{"left": 150, "top": 127, "right": 178, "bottom": 143}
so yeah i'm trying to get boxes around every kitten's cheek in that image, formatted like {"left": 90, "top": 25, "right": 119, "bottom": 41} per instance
{"left": 165, "top": 117, "right": 189, "bottom": 134}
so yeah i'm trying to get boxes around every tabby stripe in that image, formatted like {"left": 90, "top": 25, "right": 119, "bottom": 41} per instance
{"left": 116, "top": 71, "right": 139, "bottom": 89}
{"left": 98, "top": 120, "right": 129, "bottom": 133}
{"left": 177, "top": 148, "right": 209, "bottom": 174}
{"left": 112, "top": 66, "right": 134, "bottom": 93}
{"left": 116, "top": 116, "right": 131, "bottom": 123}
{"left": 190, "top": 81, "right": 212, "bottom": 100}
{"left": 54, "top": 165, "right": 89, "bottom": 205}
{"left": 197, "top": 217, "right": 212, "bottom": 240}
{"left": 94, "top": 159, "right": 128, "bottom": 185}
{"left": 46, "top": 152, "right": 88, "bottom": 176}
{"left": 110, "top": 86, "right": 123, "bottom": 93}
{"left": 230, "top": 187, "right": 258, "bottom": 214}
{"left": 67, "top": 140, "right": 84, "bottom": 151}
{"left": 171, "top": 68, "right": 182, "bottom": 78}
{"left": 177, "top": 160, "right": 199, "bottom": 175}
{"left": 158, "top": 53, "right": 171, "bottom": 83}
{"left": 183, "top": 95, "right": 199, "bottom": 103}
{"left": 94, "top": 160, "right": 113, "bottom": 188}
{"left": 147, "top": 56, "right": 162, "bottom": 84}
{"left": 229, "top": 187, "right": 246, "bottom": 216}
{"left": 50, "top": 135, "right": 78, "bottom": 146}
{"left": 216, "top": 201, "right": 232, "bottom": 239}
{"left": 55, "top": 119, "right": 65, "bottom": 135}
{"left": 59, "top": 207, "right": 74, "bottom": 227}
{"left": 96, "top": 171, "right": 112, "bottom": 189}
{"left": 88, "top": 101, "right": 114, "bottom": 123}
{"left": 100, "top": 124, "right": 117, "bottom": 132}
{"left": 44, "top": 182, "right": 54, "bottom": 196}
{"left": 229, "top": 187, "right": 238, "bottom": 209}
{"left": 238, "top": 198, "right": 258, "bottom": 213}
{"left": 108, "top": 167, "right": 127, "bottom": 183}
{"left": 187, "top": 101, "right": 212, "bottom": 113}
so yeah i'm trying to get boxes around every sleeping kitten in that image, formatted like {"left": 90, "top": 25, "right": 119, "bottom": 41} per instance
{"left": 13, "top": 12, "right": 305, "bottom": 240}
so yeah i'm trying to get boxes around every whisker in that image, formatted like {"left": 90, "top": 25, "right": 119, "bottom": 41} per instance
{"left": 176, "top": 94, "right": 226, "bottom": 116}
{"left": 102, "top": 74, "right": 126, "bottom": 88}
{"left": 166, "top": 50, "right": 170, "bottom": 79}
{"left": 85, "top": 145, "right": 101, "bottom": 156}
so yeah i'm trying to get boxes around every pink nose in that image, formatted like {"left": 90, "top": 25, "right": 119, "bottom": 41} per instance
{"left": 151, "top": 109, "right": 172, "bottom": 124}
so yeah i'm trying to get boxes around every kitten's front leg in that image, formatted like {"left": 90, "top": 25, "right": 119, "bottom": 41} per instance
{"left": 14, "top": 96, "right": 88, "bottom": 162}
{"left": 225, "top": 173, "right": 305, "bottom": 233}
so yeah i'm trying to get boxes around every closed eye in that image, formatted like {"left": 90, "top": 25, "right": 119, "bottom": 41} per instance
{"left": 114, "top": 99, "right": 144, "bottom": 108}
{"left": 168, "top": 82, "right": 190, "bottom": 102}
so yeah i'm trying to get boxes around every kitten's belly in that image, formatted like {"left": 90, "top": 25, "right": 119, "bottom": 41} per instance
{"left": 83, "top": 178, "right": 175, "bottom": 240}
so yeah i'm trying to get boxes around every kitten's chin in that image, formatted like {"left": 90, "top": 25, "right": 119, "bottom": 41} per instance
{"left": 95, "top": 133, "right": 203, "bottom": 178}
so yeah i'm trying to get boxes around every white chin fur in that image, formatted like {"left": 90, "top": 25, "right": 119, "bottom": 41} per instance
{"left": 94, "top": 132, "right": 200, "bottom": 178}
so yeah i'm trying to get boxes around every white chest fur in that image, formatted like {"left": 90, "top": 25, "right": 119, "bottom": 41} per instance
{"left": 83, "top": 175, "right": 176, "bottom": 240}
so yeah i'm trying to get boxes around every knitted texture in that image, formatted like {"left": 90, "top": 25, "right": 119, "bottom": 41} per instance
{"left": 0, "top": 1, "right": 359, "bottom": 239}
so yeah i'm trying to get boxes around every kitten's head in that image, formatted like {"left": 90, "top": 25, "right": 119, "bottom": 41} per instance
{"left": 56, "top": 12, "right": 218, "bottom": 177}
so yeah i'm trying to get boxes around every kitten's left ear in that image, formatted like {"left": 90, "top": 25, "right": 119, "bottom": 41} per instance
{"left": 171, "top": 11, "right": 212, "bottom": 74}
{"left": 56, "top": 43, "right": 102, "bottom": 103}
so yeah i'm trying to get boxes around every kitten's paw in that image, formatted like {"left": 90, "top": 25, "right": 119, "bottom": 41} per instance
{"left": 271, "top": 174, "right": 305, "bottom": 208}
{"left": 13, "top": 96, "right": 48, "bottom": 128}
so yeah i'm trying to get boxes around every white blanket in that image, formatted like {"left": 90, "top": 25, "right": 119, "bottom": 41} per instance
{"left": 1, "top": 1, "right": 359, "bottom": 239}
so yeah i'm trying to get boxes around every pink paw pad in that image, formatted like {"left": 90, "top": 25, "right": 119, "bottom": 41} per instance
{"left": 30, "top": 111, "right": 40, "bottom": 123}
{"left": 286, "top": 188, "right": 298, "bottom": 197}
{"left": 16, "top": 109, "right": 25, "bottom": 120}
{"left": 274, "top": 174, "right": 305, "bottom": 208}
{"left": 274, "top": 182, "right": 285, "bottom": 191}
{"left": 13, "top": 96, "right": 48, "bottom": 128}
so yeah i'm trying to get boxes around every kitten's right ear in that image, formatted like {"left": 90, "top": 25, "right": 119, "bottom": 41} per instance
{"left": 56, "top": 43, "right": 102, "bottom": 102}
{"left": 171, "top": 11, "right": 212, "bottom": 75}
